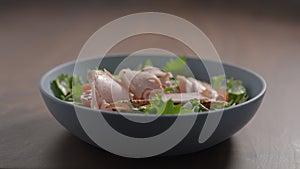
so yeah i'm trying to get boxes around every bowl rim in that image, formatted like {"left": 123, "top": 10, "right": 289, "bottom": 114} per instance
{"left": 40, "top": 55, "right": 267, "bottom": 117}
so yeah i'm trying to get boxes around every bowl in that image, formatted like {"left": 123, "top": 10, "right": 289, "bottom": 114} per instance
{"left": 40, "top": 55, "right": 266, "bottom": 158}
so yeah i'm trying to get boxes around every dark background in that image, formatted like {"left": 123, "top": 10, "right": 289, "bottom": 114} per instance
{"left": 1, "top": 0, "right": 300, "bottom": 168}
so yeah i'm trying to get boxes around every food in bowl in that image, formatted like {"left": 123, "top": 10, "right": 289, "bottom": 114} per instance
{"left": 50, "top": 56, "right": 248, "bottom": 114}
{"left": 40, "top": 55, "right": 266, "bottom": 157}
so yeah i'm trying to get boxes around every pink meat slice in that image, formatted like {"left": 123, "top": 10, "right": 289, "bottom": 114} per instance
{"left": 142, "top": 66, "right": 170, "bottom": 77}
{"left": 87, "top": 69, "right": 129, "bottom": 109}
{"left": 162, "top": 92, "right": 206, "bottom": 103}
{"left": 143, "top": 66, "right": 174, "bottom": 88}
{"left": 176, "top": 75, "right": 218, "bottom": 99}
{"left": 177, "top": 75, "right": 193, "bottom": 93}
{"left": 80, "top": 89, "right": 92, "bottom": 107}
{"left": 119, "top": 68, "right": 163, "bottom": 99}
{"left": 161, "top": 93, "right": 226, "bottom": 105}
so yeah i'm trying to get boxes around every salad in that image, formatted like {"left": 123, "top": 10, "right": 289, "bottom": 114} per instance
{"left": 51, "top": 57, "right": 248, "bottom": 114}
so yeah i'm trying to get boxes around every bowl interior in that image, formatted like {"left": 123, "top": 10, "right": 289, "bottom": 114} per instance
{"left": 41, "top": 55, "right": 265, "bottom": 107}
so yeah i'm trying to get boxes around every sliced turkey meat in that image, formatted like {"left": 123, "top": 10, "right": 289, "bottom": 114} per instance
{"left": 143, "top": 66, "right": 174, "bottom": 88}
{"left": 176, "top": 75, "right": 219, "bottom": 100}
{"left": 79, "top": 65, "right": 230, "bottom": 112}
{"left": 161, "top": 92, "right": 226, "bottom": 105}
{"left": 86, "top": 69, "right": 129, "bottom": 109}
{"left": 142, "top": 66, "right": 168, "bottom": 77}
{"left": 176, "top": 75, "right": 193, "bottom": 93}
{"left": 119, "top": 68, "right": 163, "bottom": 99}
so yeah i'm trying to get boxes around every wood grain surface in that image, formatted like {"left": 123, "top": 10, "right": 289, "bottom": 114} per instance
{"left": 1, "top": 1, "right": 300, "bottom": 168}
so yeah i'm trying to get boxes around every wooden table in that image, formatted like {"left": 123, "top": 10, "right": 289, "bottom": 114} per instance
{"left": 1, "top": 1, "right": 300, "bottom": 168}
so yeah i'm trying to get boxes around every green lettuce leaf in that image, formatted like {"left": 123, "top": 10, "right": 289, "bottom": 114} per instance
{"left": 162, "top": 56, "right": 189, "bottom": 76}
{"left": 136, "top": 59, "right": 153, "bottom": 70}
{"left": 211, "top": 75, "right": 226, "bottom": 90}
{"left": 147, "top": 94, "right": 181, "bottom": 115}
{"left": 226, "top": 77, "right": 248, "bottom": 106}
{"left": 211, "top": 75, "right": 248, "bottom": 106}
{"left": 144, "top": 59, "right": 153, "bottom": 67}
{"left": 50, "top": 74, "right": 83, "bottom": 103}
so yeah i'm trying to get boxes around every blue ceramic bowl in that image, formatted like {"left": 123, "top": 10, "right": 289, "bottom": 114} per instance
{"left": 40, "top": 55, "right": 266, "bottom": 158}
